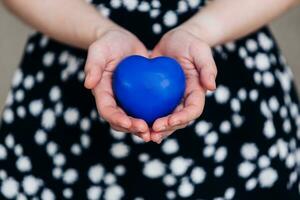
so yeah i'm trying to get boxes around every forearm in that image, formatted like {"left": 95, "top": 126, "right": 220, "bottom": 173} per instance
{"left": 3, "top": 0, "right": 119, "bottom": 49}
{"left": 182, "top": 0, "right": 300, "bottom": 46}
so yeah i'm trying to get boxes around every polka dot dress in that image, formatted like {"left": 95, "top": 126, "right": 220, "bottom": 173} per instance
{"left": 1, "top": 0, "right": 300, "bottom": 199}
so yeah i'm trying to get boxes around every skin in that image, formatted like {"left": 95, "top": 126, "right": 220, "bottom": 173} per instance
{"left": 3, "top": 0, "right": 300, "bottom": 144}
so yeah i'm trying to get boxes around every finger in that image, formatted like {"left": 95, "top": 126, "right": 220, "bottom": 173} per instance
{"left": 93, "top": 77, "right": 132, "bottom": 129}
{"left": 84, "top": 43, "right": 108, "bottom": 89}
{"left": 151, "top": 130, "right": 173, "bottom": 144}
{"left": 129, "top": 117, "right": 151, "bottom": 142}
{"left": 152, "top": 116, "right": 169, "bottom": 132}
{"left": 190, "top": 43, "right": 217, "bottom": 91}
{"left": 169, "top": 87, "right": 205, "bottom": 127}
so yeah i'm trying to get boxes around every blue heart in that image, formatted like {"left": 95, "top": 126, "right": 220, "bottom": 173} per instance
{"left": 112, "top": 55, "right": 186, "bottom": 125}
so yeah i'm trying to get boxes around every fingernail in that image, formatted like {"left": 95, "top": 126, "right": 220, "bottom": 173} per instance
{"left": 209, "top": 74, "right": 216, "bottom": 87}
{"left": 157, "top": 125, "right": 166, "bottom": 132}
{"left": 171, "top": 120, "right": 180, "bottom": 126}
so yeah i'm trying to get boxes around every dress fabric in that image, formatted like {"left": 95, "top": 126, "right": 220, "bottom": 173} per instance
{"left": 0, "top": 0, "right": 300, "bottom": 199}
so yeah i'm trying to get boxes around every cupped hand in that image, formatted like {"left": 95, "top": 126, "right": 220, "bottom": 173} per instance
{"left": 150, "top": 27, "right": 218, "bottom": 143}
{"left": 84, "top": 28, "right": 151, "bottom": 142}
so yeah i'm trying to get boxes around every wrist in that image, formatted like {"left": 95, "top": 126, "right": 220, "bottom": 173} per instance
{"left": 179, "top": 14, "right": 222, "bottom": 47}
{"left": 94, "top": 22, "right": 123, "bottom": 41}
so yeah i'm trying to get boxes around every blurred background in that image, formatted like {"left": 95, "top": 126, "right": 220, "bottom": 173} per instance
{"left": 1, "top": 4, "right": 300, "bottom": 111}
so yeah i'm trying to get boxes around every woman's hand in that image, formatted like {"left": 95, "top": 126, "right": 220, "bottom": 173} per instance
{"left": 84, "top": 28, "right": 151, "bottom": 142}
{"left": 150, "top": 26, "right": 218, "bottom": 143}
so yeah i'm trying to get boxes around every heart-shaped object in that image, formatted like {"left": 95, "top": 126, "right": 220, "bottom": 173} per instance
{"left": 112, "top": 55, "right": 186, "bottom": 125}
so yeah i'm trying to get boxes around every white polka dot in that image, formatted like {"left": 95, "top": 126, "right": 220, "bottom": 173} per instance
{"left": 161, "top": 139, "right": 179, "bottom": 154}
{"left": 177, "top": 0, "right": 188, "bottom": 13}
{"left": 63, "top": 169, "right": 78, "bottom": 184}
{"left": 163, "top": 174, "right": 177, "bottom": 186}
{"left": 258, "top": 33, "right": 273, "bottom": 51}
{"left": 26, "top": 43, "right": 34, "bottom": 53}
{"left": 238, "top": 47, "right": 247, "bottom": 58}
{"left": 254, "top": 72, "right": 262, "bottom": 84}
{"left": 268, "top": 97, "right": 279, "bottom": 112}
{"left": 219, "top": 121, "right": 231, "bottom": 134}
{"left": 0, "top": 144, "right": 8, "bottom": 160}
{"left": 258, "top": 167, "right": 278, "bottom": 188}
{"left": 34, "top": 129, "right": 47, "bottom": 145}
{"left": 40, "top": 36, "right": 49, "bottom": 47}
{"left": 1, "top": 177, "right": 19, "bottom": 199}
{"left": 203, "top": 145, "right": 215, "bottom": 158}
{"left": 214, "top": 146, "right": 227, "bottom": 163}
{"left": 104, "top": 173, "right": 116, "bottom": 186}
{"left": 41, "top": 109, "right": 56, "bottom": 130}
{"left": 36, "top": 71, "right": 44, "bottom": 82}
{"left": 22, "top": 175, "right": 42, "bottom": 196}
{"left": 0, "top": 170, "right": 7, "bottom": 180}
{"left": 41, "top": 189, "right": 55, "bottom": 200}
{"left": 214, "top": 166, "right": 224, "bottom": 177}
{"left": 224, "top": 187, "right": 235, "bottom": 200}
{"left": 187, "top": 0, "right": 200, "bottom": 8}
{"left": 14, "top": 89, "right": 24, "bottom": 102}
{"left": 285, "top": 153, "right": 295, "bottom": 168}
{"left": 238, "top": 161, "right": 255, "bottom": 178}
{"left": 138, "top": 153, "right": 150, "bottom": 162}
{"left": 283, "top": 119, "right": 291, "bottom": 133}
{"left": 258, "top": 155, "right": 270, "bottom": 169}
{"left": 87, "top": 186, "right": 102, "bottom": 200}
{"left": 245, "top": 178, "right": 257, "bottom": 191}
{"left": 110, "top": 128, "right": 126, "bottom": 140}
{"left": 190, "top": 166, "right": 206, "bottom": 184}
{"left": 123, "top": 0, "right": 138, "bottom": 11}
{"left": 29, "top": 99, "right": 43, "bottom": 117}
{"left": 80, "top": 118, "right": 91, "bottom": 132}
{"left": 230, "top": 98, "right": 241, "bottom": 112}
{"left": 152, "top": 0, "right": 161, "bottom": 8}
{"left": 170, "top": 157, "right": 193, "bottom": 176}
{"left": 16, "top": 106, "right": 26, "bottom": 118}
{"left": 143, "top": 159, "right": 166, "bottom": 178}
{"left": 255, "top": 53, "right": 270, "bottom": 71}
{"left": 215, "top": 85, "right": 230, "bottom": 104}
{"left": 16, "top": 156, "right": 32, "bottom": 172}
{"left": 5, "top": 134, "right": 15, "bottom": 149}
{"left": 245, "top": 57, "right": 254, "bottom": 69}
{"left": 260, "top": 101, "right": 272, "bottom": 119}
{"left": 177, "top": 180, "right": 194, "bottom": 198}
{"left": 63, "top": 188, "right": 73, "bottom": 199}
{"left": 80, "top": 134, "right": 91, "bottom": 149}
{"left": 110, "top": 0, "right": 121, "bottom": 8}
{"left": 249, "top": 89, "right": 259, "bottom": 101}
{"left": 138, "top": 1, "right": 150, "bottom": 12}
{"left": 53, "top": 153, "right": 66, "bottom": 166}
{"left": 88, "top": 164, "right": 105, "bottom": 184}
{"left": 43, "top": 52, "right": 55, "bottom": 67}
{"left": 163, "top": 11, "right": 178, "bottom": 27}
{"left": 246, "top": 39, "right": 258, "bottom": 52}
{"left": 104, "top": 185, "right": 124, "bottom": 200}
{"left": 52, "top": 167, "right": 62, "bottom": 179}
{"left": 70, "top": 144, "right": 82, "bottom": 155}
{"left": 195, "top": 121, "right": 212, "bottom": 136}
{"left": 64, "top": 108, "right": 79, "bottom": 125}
{"left": 166, "top": 190, "right": 176, "bottom": 199}
{"left": 46, "top": 142, "right": 58, "bottom": 156}
{"left": 232, "top": 114, "right": 244, "bottom": 127}
{"left": 16, "top": 193, "right": 27, "bottom": 200}
{"left": 114, "top": 165, "right": 126, "bottom": 176}
{"left": 23, "top": 75, "right": 34, "bottom": 90}
{"left": 277, "top": 139, "right": 288, "bottom": 160}
{"left": 3, "top": 109, "right": 14, "bottom": 124}
{"left": 152, "top": 23, "right": 162, "bottom": 34}
{"left": 12, "top": 69, "right": 23, "bottom": 88}
{"left": 49, "top": 86, "right": 61, "bottom": 102}
{"left": 150, "top": 9, "right": 160, "bottom": 18}
{"left": 263, "top": 120, "right": 276, "bottom": 139}
{"left": 110, "top": 142, "right": 130, "bottom": 159}
{"left": 204, "top": 131, "right": 218, "bottom": 145}
{"left": 262, "top": 72, "right": 275, "bottom": 87}
{"left": 241, "top": 143, "right": 259, "bottom": 160}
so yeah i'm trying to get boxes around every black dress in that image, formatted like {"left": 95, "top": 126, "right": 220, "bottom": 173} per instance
{"left": 0, "top": 0, "right": 299, "bottom": 199}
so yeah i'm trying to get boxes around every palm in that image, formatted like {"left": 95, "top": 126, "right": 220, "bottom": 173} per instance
{"left": 84, "top": 29, "right": 151, "bottom": 141}
{"left": 150, "top": 28, "right": 217, "bottom": 143}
